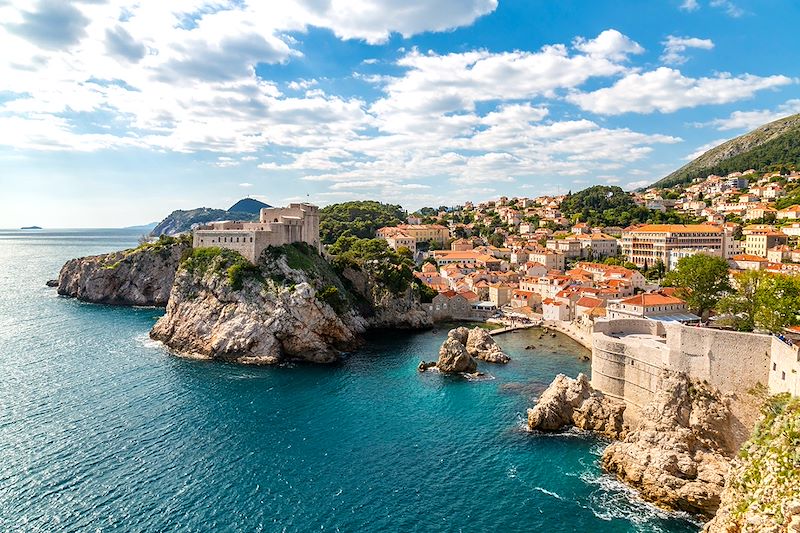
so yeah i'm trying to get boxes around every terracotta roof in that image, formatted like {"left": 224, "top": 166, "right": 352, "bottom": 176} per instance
{"left": 731, "top": 254, "right": 769, "bottom": 262}
{"left": 618, "top": 293, "right": 685, "bottom": 306}
{"left": 626, "top": 224, "right": 722, "bottom": 234}
{"left": 576, "top": 296, "right": 603, "bottom": 308}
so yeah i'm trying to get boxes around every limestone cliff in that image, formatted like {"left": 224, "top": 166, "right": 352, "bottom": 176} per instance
{"left": 527, "top": 373, "right": 627, "bottom": 440}
{"left": 56, "top": 235, "right": 190, "bottom": 306}
{"left": 602, "top": 372, "right": 733, "bottom": 518}
{"left": 150, "top": 243, "right": 430, "bottom": 365}
{"left": 704, "top": 394, "right": 800, "bottom": 533}
{"left": 150, "top": 272, "right": 366, "bottom": 365}
{"left": 341, "top": 267, "right": 432, "bottom": 329}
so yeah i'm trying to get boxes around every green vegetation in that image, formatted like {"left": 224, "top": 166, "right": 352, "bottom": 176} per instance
{"left": 663, "top": 254, "right": 732, "bottom": 317}
{"left": 319, "top": 201, "right": 405, "bottom": 244}
{"left": 327, "top": 236, "right": 414, "bottom": 294}
{"left": 135, "top": 233, "right": 192, "bottom": 254}
{"left": 182, "top": 247, "right": 263, "bottom": 290}
{"left": 652, "top": 113, "right": 800, "bottom": 189}
{"left": 414, "top": 282, "right": 438, "bottom": 303}
{"left": 718, "top": 270, "right": 800, "bottom": 332}
{"left": 263, "top": 242, "right": 365, "bottom": 311}
{"left": 559, "top": 185, "right": 699, "bottom": 227}
{"left": 730, "top": 393, "right": 800, "bottom": 526}
{"left": 317, "top": 286, "right": 347, "bottom": 313}
{"left": 102, "top": 234, "right": 192, "bottom": 270}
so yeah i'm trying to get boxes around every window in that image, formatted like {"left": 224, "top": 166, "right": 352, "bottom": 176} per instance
{"left": 773, "top": 362, "right": 777, "bottom": 371}
{"left": 782, "top": 371, "right": 786, "bottom": 381}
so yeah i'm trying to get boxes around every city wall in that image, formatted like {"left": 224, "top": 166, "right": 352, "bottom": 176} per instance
{"left": 591, "top": 319, "right": 773, "bottom": 445}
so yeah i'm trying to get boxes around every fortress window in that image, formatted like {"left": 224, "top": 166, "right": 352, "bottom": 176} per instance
{"left": 773, "top": 362, "right": 777, "bottom": 371}
{"left": 782, "top": 371, "right": 786, "bottom": 380}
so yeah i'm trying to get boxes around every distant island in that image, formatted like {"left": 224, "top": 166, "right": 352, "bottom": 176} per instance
{"left": 20, "top": 226, "right": 42, "bottom": 230}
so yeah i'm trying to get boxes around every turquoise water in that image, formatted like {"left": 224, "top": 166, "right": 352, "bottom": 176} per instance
{"left": 0, "top": 229, "right": 699, "bottom": 532}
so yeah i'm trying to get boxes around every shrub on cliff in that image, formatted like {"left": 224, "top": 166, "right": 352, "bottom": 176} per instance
{"left": 327, "top": 236, "right": 414, "bottom": 294}
{"left": 182, "top": 247, "right": 263, "bottom": 290}
{"left": 709, "top": 393, "right": 800, "bottom": 531}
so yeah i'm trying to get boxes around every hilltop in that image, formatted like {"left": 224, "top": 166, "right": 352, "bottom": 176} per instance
{"left": 150, "top": 198, "right": 271, "bottom": 236}
{"left": 652, "top": 113, "right": 800, "bottom": 189}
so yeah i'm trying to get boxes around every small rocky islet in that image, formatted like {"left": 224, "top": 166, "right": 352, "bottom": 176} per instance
{"left": 418, "top": 326, "right": 511, "bottom": 374}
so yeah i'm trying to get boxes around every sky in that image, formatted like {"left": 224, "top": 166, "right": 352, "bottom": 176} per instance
{"left": 0, "top": 0, "right": 799, "bottom": 228}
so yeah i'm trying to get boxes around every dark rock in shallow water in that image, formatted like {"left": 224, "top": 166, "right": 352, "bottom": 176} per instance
{"left": 45, "top": 279, "right": 58, "bottom": 287}
{"left": 418, "top": 361, "right": 436, "bottom": 372}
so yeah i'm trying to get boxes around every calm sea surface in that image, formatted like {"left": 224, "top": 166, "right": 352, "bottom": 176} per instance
{"left": 0, "top": 229, "right": 699, "bottom": 532}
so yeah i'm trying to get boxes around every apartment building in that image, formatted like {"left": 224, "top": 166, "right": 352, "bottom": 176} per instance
{"left": 620, "top": 224, "right": 723, "bottom": 268}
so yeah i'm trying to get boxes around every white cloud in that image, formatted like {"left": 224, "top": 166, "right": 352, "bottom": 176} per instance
{"left": 660, "top": 35, "right": 714, "bottom": 65}
{"left": 569, "top": 67, "right": 793, "bottom": 115}
{"left": 679, "top": 0, "right": 700, "bottom": 12}
{"left": 573, "top": 29, "right": 644, "bottom": 61}
{"left": 710, "top": 0, "right": 744, "bottom": 17}
{"left": 239, "top": 182, "right": 253, "bottom": 187}
{"left": 703, "top": 99, "right": 800, "bottom": 130}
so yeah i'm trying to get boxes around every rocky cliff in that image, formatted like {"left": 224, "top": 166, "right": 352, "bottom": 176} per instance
{"left": 342, "top": 267, "right": 432, "bottom": 329}
{"left": 150, "top": 243, "right": 430, "bottom": 365}
{"left": 527, "top": 373, "right": 627, "bottom": 440}
{"left": 56, "top": 235, "right": 190, "bottom": 306}
{"left": 527, "top": 371, "right": 739, "bottom": 518}
{"left": 704, "top": 394, "right": 800, "bottom": 533}
{"left": 602, "top": 372, "right": 733, "bottom": 518}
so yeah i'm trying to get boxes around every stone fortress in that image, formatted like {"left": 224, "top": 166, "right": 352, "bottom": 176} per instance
{"left": 591, "top": 318, "right": 800, "bottom": 443}
{"left": 193, "top": 203, "right": 321, "bottom": 262}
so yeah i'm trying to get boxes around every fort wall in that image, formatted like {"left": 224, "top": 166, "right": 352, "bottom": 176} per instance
{"left": 591, "top": 318, "right": 774, "bottom": 444}
{"left": 193, "top": 203, "right": 320, "bottom": 262}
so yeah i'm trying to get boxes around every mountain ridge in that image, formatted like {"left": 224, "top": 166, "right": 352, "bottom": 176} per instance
{"left": 652, "top": 113, "right": 800, "bottom": 189}
{"left": 150, "top": 198, "right": 271, "bottom": 236}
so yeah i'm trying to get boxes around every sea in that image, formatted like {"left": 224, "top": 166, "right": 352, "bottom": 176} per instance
{"left": 0, "top": 229, "right": 700, "bottom": 532}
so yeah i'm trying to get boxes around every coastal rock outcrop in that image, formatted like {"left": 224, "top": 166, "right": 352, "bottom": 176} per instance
{"left": 527, "top": 373, "right": 626, "bottom": 439}
{"left": 601, "top": 372, "right": 733, "bottom": 518}
{"left": 465, "top": 327, "right": 511, "bottom": 364}
{"left": 703, "top": 395, "right": 800, "bottom": 533}
{"left": 56, "top": 235, "right": 190, "bottom": 306}
{"left": 436, "top": 334, "right": 478, "bottom": 373}
{"left": 149, "top": 242, "right": 433, "bottom": 365}
{"left": 150, "top": 247, "right": 367, "bottom": 364}
{"left": 432, "top": 326, "right": 510, "bottom": 374}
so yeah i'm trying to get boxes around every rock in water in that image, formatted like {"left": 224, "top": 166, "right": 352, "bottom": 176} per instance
{"left": 601, "top": 372, "right": 732, "bottom": 518}
{"left": 436, "top": 337, "right": 477, "bottom": 373}
{"left": 465, "top": 327, "right": 510, "bottom": 364}
{"left": 56, "top": 236, "right": 190, "bottom": 306}
{"left": 527, "top": 373, "right": 626, "bottom": 439}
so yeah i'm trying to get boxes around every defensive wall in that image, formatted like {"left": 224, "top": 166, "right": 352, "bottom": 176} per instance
{"left": 591, "top": 318, "right": 778, "bottom": 445}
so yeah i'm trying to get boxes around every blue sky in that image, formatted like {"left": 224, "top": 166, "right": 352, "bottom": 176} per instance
{"left": 0, "top": 0, "right": 798, "bottom": 227}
